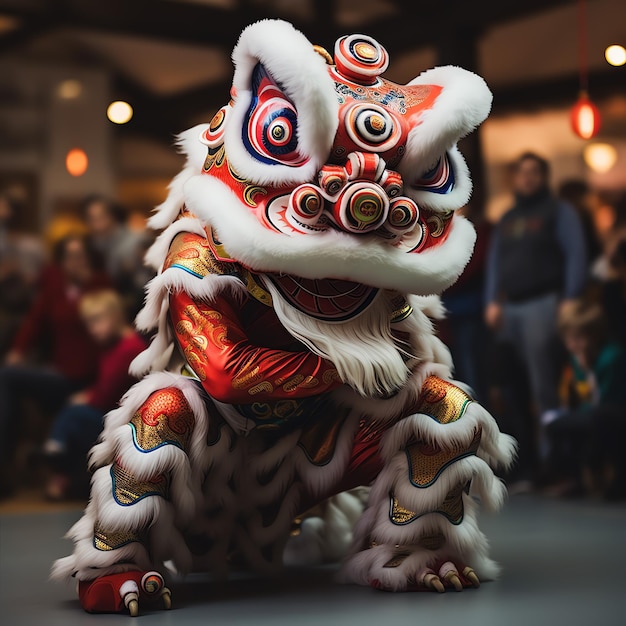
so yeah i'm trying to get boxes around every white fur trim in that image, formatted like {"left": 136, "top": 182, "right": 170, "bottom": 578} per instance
{"left": 185, "top": 173, "right": 476, "bottom": 295}
{"left": 148, "top": 126, "right": 210, "bottom": 232}
{"left": 266, "top": 286, "right": 409, "bottom": 397}
{"left": 144, "top": 216, "right": 206, "bottom": 272}
{"left": 398, "top": 66, "right": 491, "bottom": 205}
{"left": 226, "top": 20, "right": 339, "bottom": 187}
{"left": 131, "top": 217, "right": 247, "bottom": 378}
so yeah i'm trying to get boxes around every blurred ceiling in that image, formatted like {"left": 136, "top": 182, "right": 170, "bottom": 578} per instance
{"left": 0, "top": 0, "right": 624, "bottom": 142}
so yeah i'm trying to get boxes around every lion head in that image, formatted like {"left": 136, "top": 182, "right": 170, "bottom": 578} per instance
{"left": 145, "top": 19, "right": 492, "bottom": 397}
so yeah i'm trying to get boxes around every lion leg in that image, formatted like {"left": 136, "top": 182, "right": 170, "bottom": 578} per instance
{"left": 339, "top": 376, "right": 516, "bottom": 592}
{"left": 51, "top": 373, "right": 210, "bottom": 615}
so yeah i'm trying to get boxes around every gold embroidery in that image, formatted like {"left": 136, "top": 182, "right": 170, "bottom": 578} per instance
{"left": 111, "top": 463, "right": 169, "bottom": 506}
{"left": 94, "top": 524, "right": 144, "bottom": 551}
{"left": 387, "top": 291, "right": 413, "bottom": 323}
{"left": 203, "top": 144, "right": 226, "bottom": 172}
{"left": 414, "top": 376, "right": 472, "bottom": 424}
{"left": 282, "top": 375, "right": 305, "bottom": 392}
{"left": 242, "top": 270, "right": 273, "bottom": 307}
{"left": 164, "top": 231, "right": 232, "bottom": 278}
{"left": 231, "top": 356, "right": 263, "bottom": 390}
{"left": 322, "top": 369, "right": 342, "bottom": 384}
{"left": 406, "top": 429, "right": 481, "bottom": 487}
{"left": 391, "top": 301, "right": 413, "bottom": 323}
{"left": 185, "top": 351, "right": 207, "bottom": 381}
{"left": 175, "top": 303, "right": 232, "bottom": 381}
{"left": 248, "top": 381, "right": 274, "bottom": 395}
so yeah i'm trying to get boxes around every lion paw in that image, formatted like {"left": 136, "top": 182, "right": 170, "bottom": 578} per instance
{"left": 368, "top": 556, "right": 481, "bottom": 593}
{"left": 79, "top": 571, "right": 172, "bottom": 615}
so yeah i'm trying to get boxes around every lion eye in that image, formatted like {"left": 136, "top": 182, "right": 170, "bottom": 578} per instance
{"left": 242, "top": 64, "right": 307, "bottom": 167}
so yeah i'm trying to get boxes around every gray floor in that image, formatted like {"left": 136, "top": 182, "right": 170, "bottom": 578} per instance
{"left": 1, "top": 495, "right": 626, "bottom": 626}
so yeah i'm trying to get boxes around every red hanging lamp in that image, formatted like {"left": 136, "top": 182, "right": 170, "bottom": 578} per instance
{"left": 571, "top": 0, "right": 601, "bottom": 139}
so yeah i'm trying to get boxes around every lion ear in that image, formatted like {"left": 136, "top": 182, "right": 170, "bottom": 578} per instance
{"left": 398, "top": 66, "right": 492, "bottom": 212}
{"left": 223, "top": 19, "right": 339, "bottom": 187}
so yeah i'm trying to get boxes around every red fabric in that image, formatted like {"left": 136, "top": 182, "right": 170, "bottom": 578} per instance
{"left": 170, "top": 290, "right": 342, "bottom": 405}
{"left": 79, "top": 571, "right": 143, "bottom": 613}
{"left": 86, "top": 332, "right": 147, "bottom": 411}
{"left": 299, "top": 422, "right": 386, "bottom": 513}
{"left": 11, "top": 266, "right": 111, "bottom": 383}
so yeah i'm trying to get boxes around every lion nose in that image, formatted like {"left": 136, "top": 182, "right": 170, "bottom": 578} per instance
{"left": 332, "top": 181, "right": 389, "bottom": 233}
{"left": 285, "top": 151, "right": 419, "bottom": 236}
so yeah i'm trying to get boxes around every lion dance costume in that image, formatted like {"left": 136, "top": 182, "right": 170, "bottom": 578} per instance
{"left": 53, "top": 20, "right": 515, "bottom": 615}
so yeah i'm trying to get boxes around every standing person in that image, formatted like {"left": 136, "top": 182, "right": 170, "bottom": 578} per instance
{"left": 484, "top": 152, "right": 587, "bottom": 486}
{"left": 0, "top": 234, "right": 109, "bottom": 497}
{"left": 43, "top": 290, "right": 146, "bottom": 500}
{"left": 80, "top": 195, "right": 149, "bottom": 315}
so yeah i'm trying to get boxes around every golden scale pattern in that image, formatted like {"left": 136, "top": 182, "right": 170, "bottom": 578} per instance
{"left": 94, "top": 524, "right": 144, "bottom": 552}
{"left": 413, "top": 375, "right": 473, "bottom": 425}
{"left": 129, "top": 389, "right": 194, "bottom": 452}
{"left": 111, "top": 463, "right": 169, "bottom": 506}
{"left": 406, "top": 429, "right": 482, "bottom": 487}
{"left": 389, "top": 480, "right": 467, "bottom": 527}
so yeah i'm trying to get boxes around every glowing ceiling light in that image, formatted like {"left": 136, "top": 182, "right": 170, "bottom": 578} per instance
{"left": 66, "top": 148, "right": 88, "bottom": 177}
{"left": 605, "top": 44, "right": 626, "bottom": 67}
{"left": 571, "top": 94, "right": 601, "bottom": 139}
{"left": 583, "top": 143, "right": 617, "bottom": 173}
{"left": 57, "top": 79, "right": 82, "bottom": 99}
{"left": 107, "top": 101, "right": 133, "bottom": 124}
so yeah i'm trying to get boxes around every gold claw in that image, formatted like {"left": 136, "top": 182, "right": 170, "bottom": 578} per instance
{"left": 161, "top": 588, "right": 172, "bottom": 610}
{"left": 463, "top": 567, "right": 480, "bottom": 588}
{"left": 128, "top": 599, "right": 139, "bottom": 617}
{"left": 445, "top": 572, "right": 463, "bottom": 592}
{"left": 423, "top": 573, "right": 445, "bottom": 593}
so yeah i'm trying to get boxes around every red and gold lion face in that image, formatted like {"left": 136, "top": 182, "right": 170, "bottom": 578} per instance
{"left": 152, "top": 20, "right": 492, "bottom": 298}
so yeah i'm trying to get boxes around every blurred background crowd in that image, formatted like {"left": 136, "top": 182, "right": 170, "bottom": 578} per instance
{"left": 0, "top": 0, "right": 624, "bottom": 506}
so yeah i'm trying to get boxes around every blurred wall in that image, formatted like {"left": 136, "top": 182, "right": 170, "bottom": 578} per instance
{"left": 0, "top": 60, "right": 115, "bottom": 227}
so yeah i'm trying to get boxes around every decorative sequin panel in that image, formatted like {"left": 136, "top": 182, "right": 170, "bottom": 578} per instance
{"left": 93, "top": 524, "right": 145, "bottom": 552}
{"left": 111, "top": 463, "right": 169, "bottom": 506}
{"left": 129, "top": 387, "right": 194, "bottom": 453}
{"left": 406, "top": 428, "right": 481, "bottom": 488}
{"left": 389, "top": 483, "right": 468, "bottom": 526}
{"left": 389, "top": 493, "right": 418, "bottom": 525}
{"left": 414, "top": 376, "right": 473, "bottom": 424}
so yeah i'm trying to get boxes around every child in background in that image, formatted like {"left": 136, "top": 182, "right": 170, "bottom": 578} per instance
{"left": 544, "top": 300, "right": 626, "bottom": 498}
{"left": 43, "top": 290, "right": 146, "bottom": 500}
